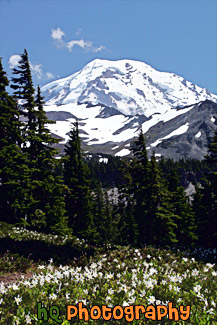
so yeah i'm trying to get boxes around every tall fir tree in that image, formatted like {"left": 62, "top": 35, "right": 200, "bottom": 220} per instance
{"left": 193, "top": 129, "right": 217, "bottom": 247}
{"left": 0, "top": 58, "right": 30, "bottom": 223}
{"left": 147, "top": 153, "right": 178, "bottom": 246}
{"left": 167, "top": 161, "right": 197, "bottom": 247}
{"left": 117, "top": 158, "right": 139, "bottom": 246}
{"left": 32, "top": 86, "right": 69, "bottom": 234}
{"left": 129, "top": 129, "right": 150, "bottom": 245}
{"left": 93, "top": 182, "right": 106, "bottom": 245}
{"left": 63, "top": 121, "right": 97, "bottom": 241}
{"left": 129, "top": 130, "right": 179, "bottom": 246}
{"left": 11, "top": 49, "right": 37, "bottom": 161}
{"left": 93, "top": 182, "right": 117, "bottom": 246}
{"left": 10, "top": 50, "right": 69, "bottom": 234}
{"left": 10, "top": 49, "right": 39, "bottom": 222}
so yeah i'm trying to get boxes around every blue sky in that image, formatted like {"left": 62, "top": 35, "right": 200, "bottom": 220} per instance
{"left": 1, "top": 0, "right": 217, "bottom": 93}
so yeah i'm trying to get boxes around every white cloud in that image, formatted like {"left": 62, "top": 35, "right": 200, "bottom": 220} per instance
{"left": 67, "top": 39, "right": 105, "bottom": 53}
{"left": 46, "top": 72, "right": 55, "bottom": 80}
{"left": 30, "top": 63, "right": 43, "bottom": 80}
{"left": 51, "top": 27, "right": 65, "bottom": 41}
{"left": 8, "top": 54, "right": 21, "bottom": 68}
{"left": 51, "top": 27, "right": 105, "bottom": 53}
{"left": 67, "top": 39, "right": 92, "bottom": 51}
{"left": 31, "top": 64, "right": 56, "bottom": 81}
{"left": 93, "top": 45, "right": 106, "bottom": 53}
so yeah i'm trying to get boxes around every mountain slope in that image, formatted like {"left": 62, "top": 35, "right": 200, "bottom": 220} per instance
{"left": 42, "top": 59, "right": 217, "bottom": 116}
{"left": 145, "top": 100, "right": 217, "bottom": 160}
{"left": 41, "top": 59, "right": 217, "bottom": 160}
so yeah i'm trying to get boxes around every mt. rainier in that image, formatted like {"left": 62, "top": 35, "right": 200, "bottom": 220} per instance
{"left": 41, "top": 59, "right": 217, "bottom": 160}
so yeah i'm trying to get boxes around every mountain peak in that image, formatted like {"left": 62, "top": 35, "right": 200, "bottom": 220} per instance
{"left": 42, "top": 58, "right": 217, "bottom": 117}
{"left": 42, "top": 59, "right": 217, "bottom": 160}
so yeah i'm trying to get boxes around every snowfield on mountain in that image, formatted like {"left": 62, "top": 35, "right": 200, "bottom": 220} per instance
{"left": 41, "top": 59, "right": 217, "bottom": 160}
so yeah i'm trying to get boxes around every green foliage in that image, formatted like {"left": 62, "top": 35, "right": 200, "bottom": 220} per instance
{"left": 125, "top": 131, "right": 180, "bottom": 246}
{"left": 0, "top": 222, "right": 93, "bottom": 265}
{"left": 11, "top": 49, "right": 37, "bottom": 161}
{"left": 9, "top": 50, "right": 69, "bottom": 235}
{"left": 63, "top": 122, "right": 97, "bottom": 241}
{"left": 0, "top": 246, "right": 216, "bottom": 324}
{"left": 116, "top": 159, "right": 139, "bottom": 246}
{"left": 1, "top": 49, "right": 216, "bottom": 254}
{"left": 87, "top": 154, "right": 125, "bottom": 188}
{"left": 93, "top": 182, "right": 118, "bottom": 246}
{"left": 129, "top": 130, "right": 150, "bottom": 245}
{"left": 114, "top": 129, "right": 199, "bottom": 249}
{"left": 145, "top": 154, "right": 178, "bottom": 246}
{"left": 193, "top": 129, "right": 217, "bottom": 248}
{"left": 0, "top": 251, "right": 31, "bottom": 273}
{"left": 165, "top": 161, "right": 197, "bottom": 247}
{"left": 0, "top": 58, "right": 30, "bottom": 223}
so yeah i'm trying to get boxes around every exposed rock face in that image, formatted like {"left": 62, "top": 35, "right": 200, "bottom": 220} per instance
{"left": 144, "top": 100, "right": 217, "bottom": 160}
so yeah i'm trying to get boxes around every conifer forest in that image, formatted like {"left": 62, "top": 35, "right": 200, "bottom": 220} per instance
{"left": 1, "top": 50, "right": 217, "bottom": 249}
{"left": 0, "top": 50, "right": 217, "bottom": 324}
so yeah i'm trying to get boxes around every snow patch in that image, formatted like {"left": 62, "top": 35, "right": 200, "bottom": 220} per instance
{"left": 195, "top": 131, "right": 201, "bottom": 139}
{"left": 150, "top": 123, "right": 189, "bottom": 147}
{"left": 115, "top": 148, "right": 131, "bottom": 157}
{"left": 99, "top": 157, "right": 108, "bottom": 163}
{"left": 112, "top": 145, "right": 119, "bottom": 150}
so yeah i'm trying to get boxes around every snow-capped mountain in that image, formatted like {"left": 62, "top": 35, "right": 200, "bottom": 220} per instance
{"left": 41, "top": 59, "right": 217, "bottom": 160}
{"left": 42, "top": 59, "right": 217, "bottom": 116}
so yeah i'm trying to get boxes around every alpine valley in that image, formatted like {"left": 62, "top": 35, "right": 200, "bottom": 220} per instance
{"left": 41, "top": 59, "right": 217, "bottom": 160}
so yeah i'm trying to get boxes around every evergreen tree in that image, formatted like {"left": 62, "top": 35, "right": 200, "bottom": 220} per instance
{"left": 0, "top": 58, "right": 31, "bottom": 223}
{"left": 93, "top": 182, "right": 117, "bottom": 246}
{"left": 193, "top": 129, "right": 217, "bottom": 247}
{"left": 129, "top": 129, "right": 150, "bottom": 245}
{"left": 145, "top": 153, "right": 178, "bottom": 246}
{"left": 129, "top": 130, "right": 178, "bottom": 246}
{"left": 167, "top": 161, "right": 197, "bottom": 247}
{"left": 10, "top": 49, "right": 39, "bottom": 223}
{"left": 32, "top": 86, "right": 69, "bottom": 234}
{"left": 11, "top": 49, "right": 37, "bottom": 161}
{"left": 10, "top": 50, "right": 68, "bottom": 234}
{"left": 93, "top": 182, "right": 106, "bottom": 244}
{"left": 117, "top": 158, "right": 138, "bottom": 246}
{"left": 104, "top": 190, "right": 116, "bottom": 244}
{"left": 63, "top": 121, "right": 97, "bottom": 241}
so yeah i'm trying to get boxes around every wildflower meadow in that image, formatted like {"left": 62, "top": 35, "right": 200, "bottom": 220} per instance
{"left": 0, "top": 226, "right": 216, "bottom": 324}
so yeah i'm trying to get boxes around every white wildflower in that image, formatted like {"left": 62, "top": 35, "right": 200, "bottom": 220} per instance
{"left": 108, "top": 288, "right": 114, "bottom": 295}
{"left": 49, "top": 293, "right": 57, "bottom": 300}
{"left": 25, "top": 314, "right": 31, "bottom": 324}
{"left": 14, "top": 295, "right": 22, "bottom": 305}
{"left": 192, "top": 269, "right": 199, "bottom": 276}
{"left": 147, "top": 295, "right": 155, "bottom": 304}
